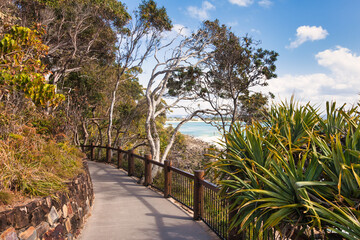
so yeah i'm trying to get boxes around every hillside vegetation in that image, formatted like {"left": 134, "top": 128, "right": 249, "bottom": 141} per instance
{"left": 0, "top": 107, "right": 85, "bottom": 205}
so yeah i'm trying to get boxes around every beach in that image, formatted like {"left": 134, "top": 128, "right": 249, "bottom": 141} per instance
{"left": 166, "top": 120, "right": 223, "bottom": 144}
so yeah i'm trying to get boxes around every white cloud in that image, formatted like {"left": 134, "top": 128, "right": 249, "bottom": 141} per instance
{"left": 229, "top": 0, "right": 254, "bottom": 7}
{"left": 288, "top": 25, "right": 329, "bottom": 49}
{"left": 187, "top": 1, "right": 215, "bottom": 21}
{"left": 316, "top": 46, "right": 360, "bottom": 78}
{"left": 261, "top": 46, "right": 360, "bottom": 108}
{"left": 258, "top": 0, "right": 272, "bottom": 7}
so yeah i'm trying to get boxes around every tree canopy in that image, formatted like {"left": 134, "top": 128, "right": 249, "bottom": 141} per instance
{"left": 167, "top": 20, "right": 278, "bottom": 133}
{"left": 0, "top": 25, "right": 64, "bottom": 107}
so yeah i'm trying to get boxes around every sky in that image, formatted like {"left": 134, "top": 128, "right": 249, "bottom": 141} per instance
{"left": 123, "top": 0, "right": 360, "bottom": 113}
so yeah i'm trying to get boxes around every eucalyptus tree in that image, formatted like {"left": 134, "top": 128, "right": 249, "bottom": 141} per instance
{"left": 13, "top": 0, "right": 130, "bottom": 87}
{"left": 144, "top": 28, "right": 215, "bottom": 166}
{"left": 167, "top": 20, "right": 278, "bottom": 135}
{"left": 106, "top": 0, "right": 172, "bottom": 147}
{"left": 5, "top": 0, "right": 172, "bottom": 147}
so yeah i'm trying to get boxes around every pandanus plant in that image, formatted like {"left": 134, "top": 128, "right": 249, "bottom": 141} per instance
{"left": 212, "top": 99, "right": 360, "bottom": 239}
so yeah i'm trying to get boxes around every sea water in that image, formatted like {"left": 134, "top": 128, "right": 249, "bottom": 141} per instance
{"left": 166, "top": 121, "right": 222, "bottom": 143}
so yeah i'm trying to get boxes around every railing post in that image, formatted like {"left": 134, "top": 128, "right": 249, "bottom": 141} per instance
{"left": 106, "top": 144, "right": 111, "bottom": 163}
{"left": 164, "top": 160, "right": 172, "bottom": 198}
{"left": 117, "top": 147, "right": 122, "bottom": 169}
{"left": 193, "top": 170, "right": 205, "bottom": 220}
{"left": 144, "top": 154, "right": 152, "bottom": 186}
{"left": 90, "top": 142, "right": 94, "bottom": 161}
{"left": 128, "top": 149, "right": 134, "bottom": 176}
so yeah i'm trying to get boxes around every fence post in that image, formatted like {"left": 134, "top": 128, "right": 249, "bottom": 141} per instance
{"left": 193, "top": 170, "right": 205, "bottom": 220}
{"left": 90, "top": 142, "right": 94, "bottom": 161}
{"left": 144, "top": 154, "right": 152, "bottom": 186}
{"left": 106, "top": 144, "right": 111, "bottom": 163}
{"left": 117, "top": 147, "right": 122, "bottom": 169}
{"left": 128, "top": 149, "right": 134, "bottom": 176}
{"left": 164, "top": 160, "right": 172, "bottom": 198}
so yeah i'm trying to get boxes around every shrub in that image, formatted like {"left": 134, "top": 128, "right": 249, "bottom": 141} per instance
{"left": 212, "top": 99, "right": 360, "bottom": 239}
{"left": 0, "top": 124, "right": 84, "bottom": 199}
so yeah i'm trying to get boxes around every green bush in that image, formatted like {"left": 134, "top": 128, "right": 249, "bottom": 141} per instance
{"left": 212, "top": 99, "right": 360, "bottom": 239}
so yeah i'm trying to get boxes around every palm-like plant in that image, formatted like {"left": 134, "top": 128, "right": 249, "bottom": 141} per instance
{"left": 212, "top": 100, "right": 360, "bottom": 239}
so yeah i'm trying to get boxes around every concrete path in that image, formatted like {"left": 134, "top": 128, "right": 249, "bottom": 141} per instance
{"left": 78, "top": 161, "right": 218, "bottom": 240}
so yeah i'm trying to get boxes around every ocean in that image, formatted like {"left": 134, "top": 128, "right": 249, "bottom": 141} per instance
{"left": 166, "top": 121, "right": 223, "bottom": 143}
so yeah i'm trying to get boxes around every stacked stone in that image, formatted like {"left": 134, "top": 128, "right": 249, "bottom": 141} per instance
{"left": 0, "top": 161, "right": 94, "bottom": 240}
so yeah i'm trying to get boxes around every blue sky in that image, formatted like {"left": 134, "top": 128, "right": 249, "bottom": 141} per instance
{"left": 123, "top": 0, "right": 360, "bottom": 110}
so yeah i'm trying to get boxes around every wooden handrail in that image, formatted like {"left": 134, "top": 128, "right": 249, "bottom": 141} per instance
{"left": 132, "top": 153, "right": 146, "bottom": 161}
{"left": 148, "top": 159, "right": 164, "bottom": 167}
{"left": 199, "top": 179, "right": 220, "bottom": 193}
{"left": 170, "top": 166, "right": 195, "bottom": 179}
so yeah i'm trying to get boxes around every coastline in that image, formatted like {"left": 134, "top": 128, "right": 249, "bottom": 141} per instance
{"left": 194, "top": 135, "right": 222, "bottom": 144}
{"left": 166, "top": 120, "right": 223, "bottom": 144}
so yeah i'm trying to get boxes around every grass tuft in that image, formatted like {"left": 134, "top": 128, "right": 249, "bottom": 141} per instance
{"left": 0, "top": 124, "right": 84, "bottom": 201}
{"left": 0, "top": 191, "right": 13, "bottom": 205}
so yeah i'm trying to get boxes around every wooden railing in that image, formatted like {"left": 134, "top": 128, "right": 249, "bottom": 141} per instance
{"left": 82, "top": 143, "right": 229, "bottom": 240}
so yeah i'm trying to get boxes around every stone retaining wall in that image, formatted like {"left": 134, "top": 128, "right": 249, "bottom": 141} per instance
{"left": 0, "top": 160, "right": 94, "bottom": 240}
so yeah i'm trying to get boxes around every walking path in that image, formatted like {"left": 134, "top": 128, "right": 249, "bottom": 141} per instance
{"left": 78, "top": 161, "right": 218, "bottom": 240}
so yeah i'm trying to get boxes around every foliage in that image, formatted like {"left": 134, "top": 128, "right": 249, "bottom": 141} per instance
{"left": 11, "top": 0, "right": 131, "bottom": 87}
{"left": 0, "top": 191, "right": 13, "bottom": 205}
{"left": 167, "top": 20, "right": 278, "bottom": 134}
{"left": 0, "top": 25, "right": 64, "bottom": 106}
{"left": 138, "top": 0, "right": 172, "bottom": 31}
{"left": 212, "top": 99, "right": 360, "bottom": 239}
{"left": 0, "top": 124, "right": 84, "bottom": 199}
{"left": 239, "top": 92, "right": 270, "bottom": 123}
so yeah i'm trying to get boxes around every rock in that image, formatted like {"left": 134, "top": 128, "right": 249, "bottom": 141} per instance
{"left": 70, "top": 216, "right": 79, "bottom": 232}
{"left": 77, "top": 208, "right": 83, "bottom": 218}
{"left": 66, "top": 233, "right": 73, "bottom": 240}
{"left": 47, "top": 207, "right": 59, "bottom": 226}
{"left": 43, "top": 224, "right": 65, "bottom": 240}
{"left": 30, "top": 208, "right": 43, "bottom": 226}
{"left": 0, "top": 213, "right": 8, "bottom": 233}
{"left": 0, "top": 227, "right": 18, "bottom": 240}
{"left": 64, "top": 219, "right": 71, "bottom": 233}
{"left": 19, "top": 226, "right": 36, "bottom": 240}
{"left": 60, "top": 194, "right": 68, "bottom": 207}
{"left": 66, "top": 203, "right": 73, "bottom": 217}
{"left": 45, "top": 197, "right": 51, "bottom": 208}
{"left": 57, "top": 210, "right": 63, "bottom": 219}
{"left": 39, "top": 204, "right": 50, "bottom": 215}
{"left": 18, "top": 208, "right": 27, "bottom": 214}
{"left": 12, "top": 208, "right": 29, "bottom": 229}
{"left": 62, "top": 205, "right": 68, "bottom": 219}
{"left": 35, "top": 222, "right": 49, "bottom": 238}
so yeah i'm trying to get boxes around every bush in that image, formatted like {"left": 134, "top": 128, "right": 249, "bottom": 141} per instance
{"left": 0, "top": 123, "right": 84, "bottom": 201}
{"left": 212, "top": 99, "right": 360, "bottom": 239}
